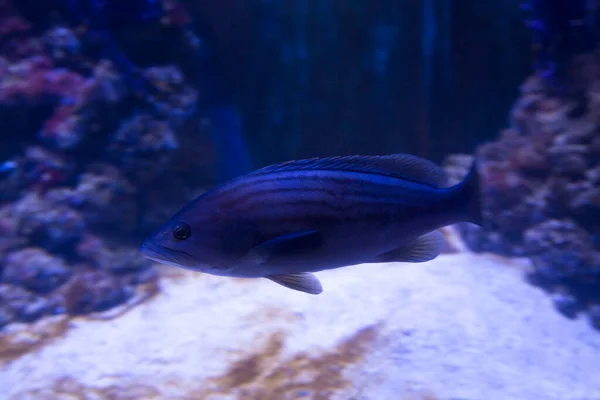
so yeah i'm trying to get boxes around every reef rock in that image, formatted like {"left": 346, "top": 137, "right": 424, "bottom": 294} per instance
{"left": 444, "top": 66, "right": 600, "bottom": 326}
{"left": 1, "top": 253, "right": 599, "bottom": 400}
{"left": 0, "top": 0, "right": 214, "bottom": 328}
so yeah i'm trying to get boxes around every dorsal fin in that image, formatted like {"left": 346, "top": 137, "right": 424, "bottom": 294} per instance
{"left": 249, "top": 154, "right": 448, "bottom": 188}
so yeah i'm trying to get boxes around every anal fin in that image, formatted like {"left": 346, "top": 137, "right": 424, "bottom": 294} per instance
{"left": 374, "top": 230, "right": 444, "bottom": 263}
{"left": 266, "top": 272, "right": 323, "bottom": 295}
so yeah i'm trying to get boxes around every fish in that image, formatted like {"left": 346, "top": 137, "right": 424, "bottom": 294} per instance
{"left": 139, "top": 153, "right": 482, "bottom": 295}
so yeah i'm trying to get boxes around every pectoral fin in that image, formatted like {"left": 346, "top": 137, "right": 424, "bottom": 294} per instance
{"left": 374, "top": 230, "right": 444, "bottom": 263}
{"left": 253, "top": 230, "right": 323, "bottom": 259}
{"left": 266, "top": 272, "right": 323, "bottom": 295}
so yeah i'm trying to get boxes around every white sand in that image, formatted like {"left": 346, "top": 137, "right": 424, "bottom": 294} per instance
{"left": 1, "top": 252, "right": 599, "bottom": 400}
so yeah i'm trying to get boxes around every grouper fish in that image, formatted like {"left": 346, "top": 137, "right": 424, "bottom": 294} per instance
{"left": 140, "top": 153, "right": 482, "bottom": 294}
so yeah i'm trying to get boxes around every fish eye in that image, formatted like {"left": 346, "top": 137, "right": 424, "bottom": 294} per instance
{"left": 172, "top": 222, "right": 191, "bottom": 241}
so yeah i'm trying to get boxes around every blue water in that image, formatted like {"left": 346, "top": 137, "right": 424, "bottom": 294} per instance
{"left": 0, "top": 1, "right": 599, "bottom": 399}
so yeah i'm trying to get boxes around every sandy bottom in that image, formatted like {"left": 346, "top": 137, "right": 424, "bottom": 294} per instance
{"left": 1, "top": 252, "right": 599, "bottom": 400}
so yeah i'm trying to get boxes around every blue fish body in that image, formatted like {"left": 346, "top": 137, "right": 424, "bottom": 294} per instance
{"left": 140, "top": 153, "right": 482, "bottom": 294}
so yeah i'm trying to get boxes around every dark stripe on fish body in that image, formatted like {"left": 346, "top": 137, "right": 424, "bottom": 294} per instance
{"left": 221, "top": 198, "right": 436, "bottom": 228}
{"left": 237, "top": 190, "right": 406, "bottom": 215}
{"left": 217, "top": 170, "right": 435, "bottom": 209}
{"left": 221, "top": 169, "right": 406, "bottom": 199}
{"left": 242, "top": 180, "right": 404, "bottom": 201}
{"left": 253, "top": 170, "right": 436, "bottom": 198}
{"left": 230, "top": 167, "right": 441, "bottom": 192}
{"left": 231, "top": 191, "right": 422, "bottom": 228}
{"left": 226, "top": 187, "right": 405, "bottom": 220}
{"left": 243, "top": 184, "right": 429, "bottom": 205}
{"left": 231, "top": 188, "right": 403, "bottom": 214}
{"left": 221, "top": 175, "right": 443, "bottom": 217}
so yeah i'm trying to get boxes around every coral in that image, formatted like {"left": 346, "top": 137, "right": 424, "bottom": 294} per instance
{"left": 75, "top": 233, "right": 154, "bottom": 275}
{"left": 0, "top": 283, "right": 53, "bottom": 325}
{"left": 524, "top": 219, "right": 599, "bottom": 278}
{"left": 53, "top": 269, "right": 134, "bottom": 315}
{"left": 449, "top": 58, "right": 600, "bottom": 329}
{"left": 520, "top": 0, "right": 599, "bottom": 88}
{"left": 20, "top": 146, "right": 75, "bottom": 193}
{"left": 42, "top": 26, "right": 81, "bottom": 61}
{"left": 0, "top": 55, "right": 83, "bottom": 105}
{"left": 13, "top": 192, "right": 84, "bottom": 251}
{"left": 38, "top": 59, "right": 127, "bottom": 150}
{"left": 0, "top": 1, "right": 215, "bottom": 330}
{"left": 107, "top": 114, "right": 179, "bottom": 182}
{"left": 2, "top": 248, "right": 72, "bottom": 294}
{"left": 63, "top": 164, "right": 137, "bottom": 234}
{"left": 142, "top": 65, "right": 198, "bottom": 127}
{"left": 0, "top": 7, "right": 30, "bottom": 43}
{"left": 0, "top": 204, "right": 26, "bottom": 258}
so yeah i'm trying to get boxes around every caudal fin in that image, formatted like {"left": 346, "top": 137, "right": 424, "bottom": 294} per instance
{"left": 458, "top": 158, "right": 483, "bottom": 226}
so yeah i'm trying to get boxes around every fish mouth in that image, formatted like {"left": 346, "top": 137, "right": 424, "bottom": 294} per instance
{"left": 139, "top": 239, "right": 195, "bottom": 269}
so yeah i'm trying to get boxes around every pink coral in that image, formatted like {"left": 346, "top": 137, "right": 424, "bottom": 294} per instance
{"left": 0, "top": 55, "right": 86, "bottom": 105}
{"left": 39, "top": 61, "right": 126, "bottom": 149}
{"left": 162, "top": 0, "right": 193, "bottom": 27}
{"left": 39, "top": 104, "right": 83, "bottom": 149}
{"left": 0, "top": 1, "right": 30, "bottom": 45}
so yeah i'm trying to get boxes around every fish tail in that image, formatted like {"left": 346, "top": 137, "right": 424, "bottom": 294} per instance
{"left": 456, "top": 158, "right": 483, "bottom": 226}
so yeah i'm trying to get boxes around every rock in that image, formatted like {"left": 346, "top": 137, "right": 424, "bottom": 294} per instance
{"left": 3, "top": 248, "right": 72, "bottom": 294}
{"left": 52, "top": 270, "right": 134, "bottom": 315}
{"left": 0, "top": 305, "right": 13, "bottom": 330}
{"left": 0, "top": 284, "right": 53, "bottom": 324}
{"left": 588, "top": 305, "right": 600, "bottom": 331}
{"left": 524, "top": 220, "right": 596, "bottom": 281}
{"left": 12, "top": 191, "right": 85, "bottom": 251}
{"left": 67, "top": 165, "right": 138, "bottom": 235}
{"left": 551, "top": 290, "right": 582, "bottom": 319}
{"left": 76, "top": 234, "right": 153, "bottom": 274}
{"left": 1, "top": 253, "right": 600, "bottom": 400}
{"left": 452, "top": 58, "right": 600, "bottom": 326}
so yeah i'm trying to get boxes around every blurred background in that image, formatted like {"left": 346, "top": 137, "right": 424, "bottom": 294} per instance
{"left": 0, "top": 1, "right": 599, "bottom": 399}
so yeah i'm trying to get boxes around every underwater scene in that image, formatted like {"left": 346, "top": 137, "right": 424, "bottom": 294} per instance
{"left": 0, "top": 0, "right": 599, "bottom": 399}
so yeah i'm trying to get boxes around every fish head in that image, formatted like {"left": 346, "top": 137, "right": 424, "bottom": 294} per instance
{"left": 139, "top": 193, "right": 256, "bottom": 275}
{"left": 139, "top": 213, "right": 227, "bottom": 273}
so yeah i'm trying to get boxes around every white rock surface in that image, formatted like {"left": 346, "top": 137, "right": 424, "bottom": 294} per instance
{"left": 1, "top": 253, "right": 600, "bottom": 400}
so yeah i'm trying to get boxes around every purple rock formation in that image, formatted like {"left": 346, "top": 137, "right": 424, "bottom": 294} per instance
{"left": 0, "top": 1, "right": 214, "bottom": 329}
{"left": 447, "top": 55, "right": 600, "bottom": 329}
